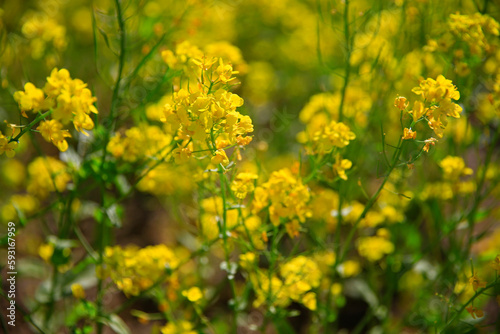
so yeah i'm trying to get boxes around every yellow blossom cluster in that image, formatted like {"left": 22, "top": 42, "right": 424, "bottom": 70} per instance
{"left": 13, "top": 68, "right": 98, "bottom": 152}
{"left": 98, "top": 244, "right": 181, "bottom": 297}
{"left": 309, "top": 121, "right": 356, "bottom": 155}
{"left": 199, "top": 196, "right": 266, "bottom": 249}
{"left": 163, "top": 87, "right": 253, "bottom": 164}
{"left": 182, "top": 287, "right": 203, "bottom": 303}
{"left": 242, "top": 253, "right": 322, "bottom": 311}
{"left": 421, "top": 156, "right": 475, "bottom": 200}
{"left": 297, "top": 93, "right": 357, "bottom": 180}
{"left": 199, "top": 196, "right": 239, "bottom": 240}
{"left": 107, "top": 124, "right": 173, "bottom": 163}
{"left": 26, "top": 157, "right": 72, "bottom": 199}
{"left": 160, "top": 320, "right": 196, "bottom": 334}
{"left": 161, "top": 40, "right": 247, "bottom": 88}
{"left": 1, "top": 194, "right": 38, "bottom": 222}
{"left": 410, "top": 75, "right": 462, "bottom": 139}
{"left": 395, "top": 75, "right": 462, "bottom": 149}
{"left": 439, "top": 156, "right": 473, "bottom": 182}
{"left": 230, "top": 172, "right": 258, "bottom": 199}
{"left": 149, "top": 42, "right": 254, "bottom": 166}
{"left": 21, "top": 13, "right": 67, "bottom": 59}
{"left": 0, "top": 129, "right": 18, "bottom": 158}
{"left": 448, "top": 13, "right": 499, "bottom": 55}
{"left": 298, "top": 118, "right": 356, "bottom": 180}
{"left": 136, "top": 164, "right": 193, "bottom": 196}
{"left": 356, "top": 229, "right": 394, "bottom": 262}
{"left": 252, "top": 168, "right": 311, "bottom": 234}
{"left": 299, "top": 89, "right": 370, "bottom": 128}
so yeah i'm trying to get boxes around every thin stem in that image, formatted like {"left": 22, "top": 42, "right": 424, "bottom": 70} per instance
{"left": 441, "top": 280, "right": 498, "bottom": 331}
{"left": 337, "top": 140, "right": 404, "bottom": 265}
{"left": 8, "top": 110, "right": 53, "bottom": 143}
{"left": 218, "top": 167, "right": 239, "bottom": 332}
{"left": 95, "top": 2, "right": 126, "bottom": 332}
{"left": 338, "top": 0, "right": 352, "bottom": 123}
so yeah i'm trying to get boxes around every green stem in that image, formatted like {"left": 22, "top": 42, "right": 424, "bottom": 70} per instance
{"left": 8, "top": 110, "right": 53, "bottom": 143}
{"left": 338, "top": 0, "right": 352, "bottom": 123}
{"left": 95, "top": 2, "right": 126, "bottom": 333}
{"left": 218, "top": 167, "right": 239, "bottom": 332}
{"left": 337, "top": 141, "right": 404, "bottom": 265}
{"left": 441, "top": 280, "right": 498, "bottom": 331}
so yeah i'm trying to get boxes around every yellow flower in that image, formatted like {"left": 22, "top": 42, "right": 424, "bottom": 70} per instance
{"left": 330, "top": 283, "right": 343, "bottom": 296}
{"left": 211, "top": 149, "right": 229, "bottom": 165}
{"left": 285, "top": 219, "right": 301, "bottom": 238}
{"left": 412, "top": 75, "right": 460, "bottom": 101}
{"left": 410, "top": 100, "right": 426, "bottom": 122}
{"left": 311, "top": 121, "right": 356, "bottom": 155}
{"left": 13, "top": 82, "right": 47, "bottom": 115}
{"left": 27, "top": 157, "right": 72, "bottom": 198}
{"left": 423, "top": 137, "right": 438, "bottom": 152}
{"left": 182, "top": 287, "right": 203, "bottom": 303}
{"left": 173, "top": 146, "right": 192, "bottom": 164}
{"left": 99, "top": 244, "right": 181, "bottom": 297}
{"left": 439, "top": 156, "right": 473, "bottom": 181}
{"left": 466, "top": 305, "right": 484, "bottom": 319}
{"left": 394, "top": 96, "right": 408, "bottom": 110}
{"left": 357, "top": 235, "right": 394, "bottom": 262}
{"left": 239, "top": 252, "right": 257, "bottom": 270}
{"left": 216, "top": 58, "right": 238, "bottom": 83}
{"left": 231, "top": 172, "right": 258, "bottom": 199}
{"left": 37, "top": 119, "right": 71, "bottom": 151}
{"left": 253, "top": 168, "right": 311, "bottom": 226}
{"left": 339, "top": 260, "right": 361, "bottom": 277}
{"left": 402, "top": 128, "right": 417, "bottom": 140}
{"left": 38, "top": 243, "right": 54, "bottom": 262}
{"left": 71, "top": 283, "right": 86, "bottom": 299}
{"left": 332, "top": 154, "right": 352, "bottom": 180}
{"left": 0, "top": 132, "right": 18, "bottom": 158}
{"left": 469, "top": 273, "right": 487, "bottom": 292}
{"left": 411, "top": 75, "right": 462, "bottom": 138}
{"left": 302, "top": 292, "right": 317, "bottom": 311}
{"left": 160, "top": 321, "right": 196, "bottom": 334}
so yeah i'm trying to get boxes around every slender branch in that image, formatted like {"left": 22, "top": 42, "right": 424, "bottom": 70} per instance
{"left": 8, "top": 110, "right": 53, "bottom": 143}
{"left": 441, "top": 280, "right": 498, "bottom": 331}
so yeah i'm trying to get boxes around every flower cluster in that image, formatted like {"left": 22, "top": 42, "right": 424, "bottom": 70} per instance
{"left": 252, "top": 168, "right": 311, "bottom": 237}
{"left": 299, "top": 89, "right": 370, "bottom": 128}
{"left": 160, "top": 320, "right": 196, "bottom": 334}
{"left": 241, "top": 253, "right": 322, "bottom": 311}
{"left": 27, "top": 157, "right": 72, "bottom": 199}
{"left": 421, "top": 156, "right": 475, "bottom": 200}
{"left": 163, "top": 87, "right": 253, "bottom": 165}
{"left": 153, "top": 42, "right": 254, "bottom": 166}
{"left": 395, "top": 75, "right": 462, "bottom": 152}
{"left": 21, "top": 13, "right": 67, "bottom": 59}
{"left": 98, "top": 245, "right": 181, "bottom": 297}
{"left": 0, "top": 128, "right": 18, "bottom": 158}
{"left": 13, "top": 68, "right": 98, "bottom": 152}
{"left": 107, "top": 124, "right": 173, "bottom": 163}
{"left": 162, "top": 40, "right": 247, "bottom": 77}
{"left": 356, "top": 229, "right": 394, "bottom": 262}
{"left": 448, "top": 13, "right": 499, "bottom": 55}
{"left": 230, "top": 172, "right": 258, "bottom": 199}
{"left": 439, "top": 156, "right": 474, "bottom": 182}
{"left": 411, "top": 75, "right": 462, "bottom": 139}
